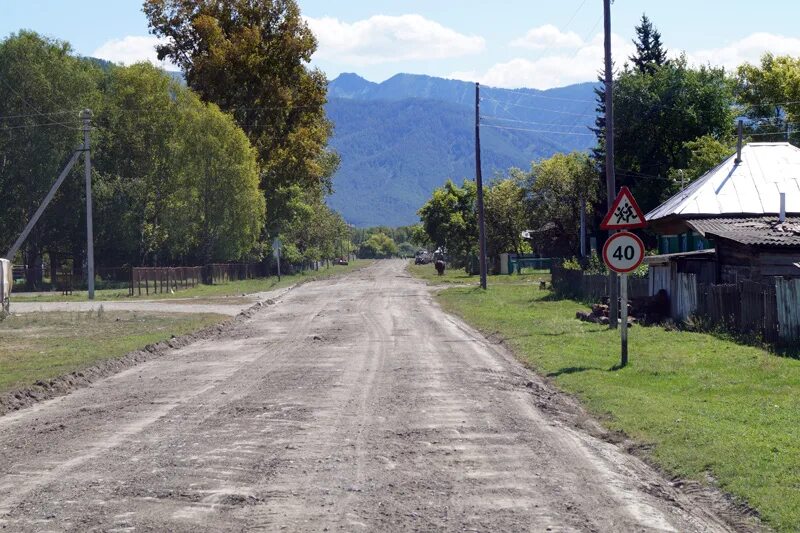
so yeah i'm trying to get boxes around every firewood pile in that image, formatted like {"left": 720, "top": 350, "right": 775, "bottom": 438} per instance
{"left": 575, "top": 289, "right": 670, "bottom": 326}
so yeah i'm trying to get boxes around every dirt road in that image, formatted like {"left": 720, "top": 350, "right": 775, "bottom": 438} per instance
{"left": 0, "top": 260, "right": 739, "bottom": 532}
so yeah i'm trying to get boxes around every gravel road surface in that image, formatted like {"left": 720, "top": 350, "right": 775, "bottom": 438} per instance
{"left": 0, "top": 260, "right": 739, "bottom": 531}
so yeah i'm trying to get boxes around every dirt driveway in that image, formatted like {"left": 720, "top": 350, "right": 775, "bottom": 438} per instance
{"left": 0, "top": 260, "right": 740, "bottom": 531}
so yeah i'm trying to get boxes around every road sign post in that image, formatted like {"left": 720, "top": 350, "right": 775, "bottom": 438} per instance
{"left": 601, "top": 187, "right": 647, "bottom": 367}
{"left": 272, "top": 238, "right": 282, "bottom": 281}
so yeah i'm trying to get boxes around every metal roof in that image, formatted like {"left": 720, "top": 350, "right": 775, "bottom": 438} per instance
{"left": 687, "top": 216, "right": 800, "bottom": 247}
{"left": 646, "top": 143, "right": 800, "bottom": 221}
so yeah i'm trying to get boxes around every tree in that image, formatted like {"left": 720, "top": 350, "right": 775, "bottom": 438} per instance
{"left": 94, "top": 62, "right": 265, "bottom": 266}
{"left": 614, "top": 56, "right": 735, "bottom": 212}
{"left": 417, "top": 179, "right": 477, "bottom": 266}
{"left": 167, "top": 90, "right": 265, "bottom": 263}
{"left": 629, "top": 14, "right": 668, "bottom": 75}
{"left": 94, "top": 62, "right": 183, "bottom": 266}
{"left": 359, "top": 232, "right": 398, "bottom": 259}
{"left": 484, "top": 173, "right": 527, "bottom": 257}
{"left": 524, "top": 152, "right": 597, "bottom": 257}
{"left": 667, "top": 135, "right": 736, "bottom": 190}
{"left": 0, "top": 32, "right": 101, "bottom": 287}
{"left": 737, "top": 54, "right": 800, "bottom": 146}
{"left": 143, "top": 0, "right": 336, "bottom": 195}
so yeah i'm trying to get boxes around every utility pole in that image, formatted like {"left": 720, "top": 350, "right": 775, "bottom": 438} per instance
{"left": 82, "top": 109, "right": 95, "bottom": 300}
{"left": 579, "top": 196, "right": 586, "bottom": 258}
{"left": 475, "top": 82, "right": 488, "bottom": 290}
{"left": 603, "top": 0, "right": 618, "bottom": 329}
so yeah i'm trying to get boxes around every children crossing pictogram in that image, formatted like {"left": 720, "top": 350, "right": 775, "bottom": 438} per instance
{"left": 600, "top": 186, "right": 647, "bottom": 230}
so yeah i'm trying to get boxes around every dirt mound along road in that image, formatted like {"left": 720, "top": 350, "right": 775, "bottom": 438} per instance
{"left": 0, "top": 260, "right": 742, "bottom": 531}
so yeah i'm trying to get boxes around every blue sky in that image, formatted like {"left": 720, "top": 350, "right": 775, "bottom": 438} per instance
{"left": 3, "top": 0, "right": 800, "bottom": 88}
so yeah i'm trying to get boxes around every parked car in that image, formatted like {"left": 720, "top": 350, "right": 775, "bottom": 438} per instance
{"left": 335, "top": 257, "right": 349, "bottom": 265}
{"left": 414, "top": 251, "right": 432, "bottom": 264}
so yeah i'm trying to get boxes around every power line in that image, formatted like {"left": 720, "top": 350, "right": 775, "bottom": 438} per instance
{"left": 481, "top": 123, "right": 595, "bottom": 136}
{"left": 0, "top": 109, "right": 83, "bottom": 121}
{"left": 0, "top": 121, "right": 81, "bottom": 132}
{"left": 480, "top": 115, "right": 591, "bottom": 128}
{"left": 481, "top": 97, "right": 597, "bottom": 117}
{"left": 482, "top": 86, "right": 595, "bottom": 104}
{"left": 0, "top": 77, "right": 75, "bottom": 130}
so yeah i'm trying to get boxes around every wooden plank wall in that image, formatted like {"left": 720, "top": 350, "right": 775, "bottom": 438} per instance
{"left": 776, "top": 278, "right": 800, "bottom": 342}
{"left": 672, "top": 273, "right": 698, "bottom": 320}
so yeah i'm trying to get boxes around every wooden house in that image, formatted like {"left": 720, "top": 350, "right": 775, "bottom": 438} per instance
{"left": 645, "top": 142, "right": 800, "bottom": 286}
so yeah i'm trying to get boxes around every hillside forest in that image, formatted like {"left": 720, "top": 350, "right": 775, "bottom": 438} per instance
{"left": 416, "top": 15, "right": 800, "bottom": 267}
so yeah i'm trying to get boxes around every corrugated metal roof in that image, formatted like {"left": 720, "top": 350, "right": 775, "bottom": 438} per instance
{"left": 646, "top": 142, "right": 800, "bottom": 221}
{"left": 687, "top": 216, "right": 800, "bottom": 246}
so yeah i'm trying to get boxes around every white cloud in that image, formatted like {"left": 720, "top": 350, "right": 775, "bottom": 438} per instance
{"left": 305, "top": 14, "right": 485, "bottom": 66}
{"left": 510, "top": 24, "right": 583, "bottom": 50}
{"left": 450, "top": 32, "right": 633, "bottom": 89}
{"left": 687, "top": 32, "right": 800, "bottom": 70}
{"left": 92, "top": 35, "right": 175, "bottom": 68}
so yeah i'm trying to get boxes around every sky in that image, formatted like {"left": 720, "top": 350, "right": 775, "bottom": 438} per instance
{"left": 2, "top": 0, "right": 800, "bottom": 89}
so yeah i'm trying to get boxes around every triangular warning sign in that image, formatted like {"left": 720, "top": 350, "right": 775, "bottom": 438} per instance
{"left": 600, "top": 186, "right": 647, "bottom": 230}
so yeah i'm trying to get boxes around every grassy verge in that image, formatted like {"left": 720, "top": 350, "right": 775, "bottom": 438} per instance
{"left": 0, "top": 310, "right": 227, "bottom": 393}
{"left": 407, "top": 262, "right": 551, "bottom": 285}
{"left": 12, "top": 260, "right": 373, "bottom": 303}
{"left": 434, "top": 284, "right": 800, "bottom": 531}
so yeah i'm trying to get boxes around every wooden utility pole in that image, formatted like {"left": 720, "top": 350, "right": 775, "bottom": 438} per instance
{"left": 81, "top": 109, "right": 95, "bottom": 300}
{"left": 603, "top": 0, "right": 618, "bottom": 328}
{"left": 475, "top": 83, "right": 487, "bottom": 290}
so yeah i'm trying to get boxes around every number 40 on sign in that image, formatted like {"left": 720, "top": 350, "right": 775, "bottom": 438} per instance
{"left": 602, "top": 231, "right": 645, "bottom": 273}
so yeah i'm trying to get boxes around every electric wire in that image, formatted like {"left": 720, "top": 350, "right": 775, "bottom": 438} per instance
{"left": 481, "top": 123, "right": 595, "bottom": 136}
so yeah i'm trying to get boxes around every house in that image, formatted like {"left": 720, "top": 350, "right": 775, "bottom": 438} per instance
{"left": 645, "top": 142, "right": 800, "bottom": 286}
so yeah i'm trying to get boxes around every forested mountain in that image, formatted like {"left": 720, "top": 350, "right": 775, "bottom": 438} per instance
{"left": 325, "top": 73, "right": 598, "bottom": 227}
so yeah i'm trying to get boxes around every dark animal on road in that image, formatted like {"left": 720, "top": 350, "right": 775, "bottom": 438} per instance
{"left": 435, "top": 260, "right": 446, "bottom": 276}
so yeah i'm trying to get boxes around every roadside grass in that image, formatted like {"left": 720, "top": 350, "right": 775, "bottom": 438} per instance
{"left": 407, "top": 262, "right": 551, "bottom": 285}
{"left": 0, "top": 310, "right": 226, "bottom": 393}
{"left": 12, "top": 260, "right": 372, "bottom": 303}
{"left": 436, "top": 284, "right": 800, "bottom": 532}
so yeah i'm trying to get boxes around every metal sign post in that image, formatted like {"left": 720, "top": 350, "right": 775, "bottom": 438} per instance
{"left": 272, "top": 238, "right": 282, "bottom": 281}
{"left": 620, "top": 273, "right": 628, "bottom": 365}
{"left": 601, "top": 187, "right": 648, "bottom": 367}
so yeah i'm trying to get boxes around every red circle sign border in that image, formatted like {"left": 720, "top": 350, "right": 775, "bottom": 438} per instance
{"left": 602, "top": 231, "right": 645, "bottom": 273}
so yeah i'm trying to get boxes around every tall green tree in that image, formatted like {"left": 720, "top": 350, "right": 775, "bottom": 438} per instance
{"left": 0, "top": 31, "right": 101, "bottom": 287}
{"left": 614, "top": 56, "right": 735, "bottom": 211}
{"left": 524, "top": 152, "right": 597, "bottom": 257}
{"left": 167, "top": 90, "right": 265, "bottom": 263}
{"left": 95, "top": 62, "right": 265, "bottom": 266}
{"left": 666, "top": 135, "right": 736, "bottom": 189}
{"left": 485, "top": 173, "right": 527, "bottom": 257}
{"left": 629, "top": 14, "right": 668, "bottom": 75}
{"left": 143, "top": 0, "right": 337, "bottom": 198}
{"left": 737, "top": 54, "right": 800, "bottom": 146}
{"left": 359, "top": 232, "right": 398, "bottom": 259}
{"left": 417, "top": 179, "right": 477, "bottom": 266}
{"left": 94, "top": 62, "right": 183, "bottom": 266}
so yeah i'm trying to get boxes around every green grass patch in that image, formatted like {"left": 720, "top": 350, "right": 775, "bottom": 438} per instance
{"left": 436, "top": 284, "right": 800, "bottom": 531}
{"left": 12, "top": 260, "right": 373, "bottom": 303}
{"left": 0, "top": 310, "right": 227, "bottom": 393}
{"left": 407, "top": 261, "right": 551, "bottom": 286}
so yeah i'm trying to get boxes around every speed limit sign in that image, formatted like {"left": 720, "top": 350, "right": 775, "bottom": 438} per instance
{"left": 602, "top": 231, "right": 645, "bottom": 273}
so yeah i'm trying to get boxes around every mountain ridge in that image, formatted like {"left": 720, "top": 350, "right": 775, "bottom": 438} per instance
{"left": 325, "top": 73, "right": 599, "bottom": 227}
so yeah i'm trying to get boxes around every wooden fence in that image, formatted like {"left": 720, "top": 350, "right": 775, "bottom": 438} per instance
{"left": 667, "top": 277, "right": 800, "bottom": 345}
{"left": 552, "top": 265, "right": 800, "bottom": 346}
{"left": 551, "top": 266, "right": 648, "bottom": 302}
{"left": 131, "top": 266, "right": 203, "bottom": 296}
{"left": 205, "top": 263, "right": 266, "bottom": 284}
